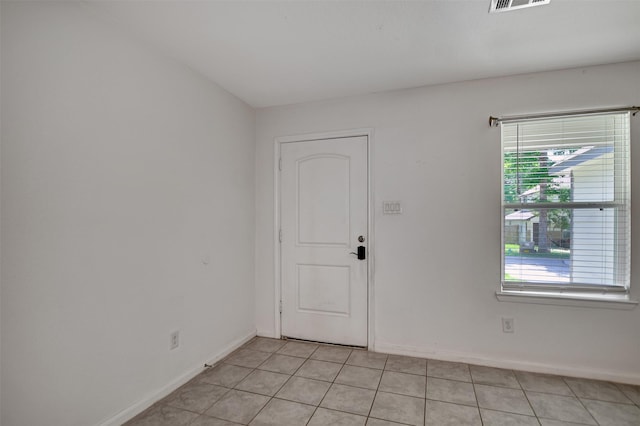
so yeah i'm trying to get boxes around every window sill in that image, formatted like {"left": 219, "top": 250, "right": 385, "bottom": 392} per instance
{"left": 496, "top": 290, "right": 638, "bottom": 310}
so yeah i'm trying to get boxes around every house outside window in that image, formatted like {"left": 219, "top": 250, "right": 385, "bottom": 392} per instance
{"left": 501, "top": 112, "right": 630, "bottom": 299}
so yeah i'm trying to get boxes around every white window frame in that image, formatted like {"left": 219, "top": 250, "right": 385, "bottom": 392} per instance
{"left": 495, "top": 110, "right": 637, "bottom": 309}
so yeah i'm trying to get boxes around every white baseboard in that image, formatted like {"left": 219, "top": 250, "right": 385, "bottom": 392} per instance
{"left": 98, "top": 330, "right": 257, "bottom": 426}
{"left": 256, "top": 329, "right": 277, "bottom": 339}
{"left": 374, "top": 340, "right": 640, "bottom": 386}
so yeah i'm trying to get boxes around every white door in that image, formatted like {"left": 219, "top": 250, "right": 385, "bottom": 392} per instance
{"left": 280, "top": 136, "right": 368, "bottom": 346}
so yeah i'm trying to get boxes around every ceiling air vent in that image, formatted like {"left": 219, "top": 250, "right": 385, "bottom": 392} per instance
{"left": 490, "top": 0, "right": 550, "bottom": 13}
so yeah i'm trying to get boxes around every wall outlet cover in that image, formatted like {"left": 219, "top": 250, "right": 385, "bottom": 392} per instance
{"left": 502, "top": 317, "right": 514, "bottom": 333}
{"left": 170, "top": 331, "right": 180, "bottom": 350}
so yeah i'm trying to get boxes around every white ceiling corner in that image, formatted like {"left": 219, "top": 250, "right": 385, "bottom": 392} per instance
{"left": 83, "top": 0, "right": 640, "bottom": 108}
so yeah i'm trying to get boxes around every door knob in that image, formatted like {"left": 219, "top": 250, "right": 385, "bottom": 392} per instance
{"left": 350, "top": 246, "right": 366, "bottom": 260}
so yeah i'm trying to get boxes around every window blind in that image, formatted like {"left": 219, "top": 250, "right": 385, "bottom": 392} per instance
{"left": 502, "top": 112, "right": 630, "bottom": 291}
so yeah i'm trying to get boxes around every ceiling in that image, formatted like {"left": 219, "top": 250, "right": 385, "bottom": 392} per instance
{"left": 83, "top": 1, "right": 640, "bottom": 108}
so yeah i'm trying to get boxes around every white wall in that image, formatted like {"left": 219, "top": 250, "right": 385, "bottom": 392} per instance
{"left": 0, "top": 2, "right": 3, "bottom": 421}
{"left": 255, "top": 61, "right": 640, "bottom": 384}
{"left": 1, "top": 3, "right": 255, "bottom": 425}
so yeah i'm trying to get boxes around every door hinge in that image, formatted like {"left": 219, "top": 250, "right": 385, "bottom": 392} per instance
{"left": 279, "top": 229, "right": 282, "bottom": 243}
{"left": 279, "top": 300, "right": 283, "bottom": 314}
{"left": 278, "top": 158, "right": 282, "bottom": 171}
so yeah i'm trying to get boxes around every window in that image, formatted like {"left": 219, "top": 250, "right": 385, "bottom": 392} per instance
{"left": 501, "top": 112, "right": 630, "bottom": 299}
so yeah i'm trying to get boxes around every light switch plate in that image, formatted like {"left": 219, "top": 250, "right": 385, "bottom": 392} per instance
{"left": 383, "top": 201, "right": 402, "bottom": 215}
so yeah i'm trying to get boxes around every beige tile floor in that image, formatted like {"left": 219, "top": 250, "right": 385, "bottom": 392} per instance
{"left": 126, "top": 337, "right": 640, "bottom": 426}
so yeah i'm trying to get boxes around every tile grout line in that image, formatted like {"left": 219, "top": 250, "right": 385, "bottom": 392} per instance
{"left": 206, "top": 340, "right": 297, "bottom": 424}
{"left": 476, "top": 391, "right": 549, "bottom": 420}
{"left": 314, "top": 349, "right": 351, "bottom": 423}
{"left": 144, "top": 342, "right": 352, "bottom": 424}
{"left": 467, "top": 362, "right": 485, "bottom": 426}
{"left": 365, "top": 353, "right": 389, "bottom": 424}
{"left": 364, "top": 354, "right": 418, "bottom": 426}
{"left": 247, "top": 340, "right": 320, "bottom": 425}
{"left": 235, "top": 364, "right": 269, "bottom": 426}
{"left": 424, "top": 359, "right": 429, "bottom": 426}
{"left": 512, "top": 369, "right": 542, "bottom": 426}
{"left": 560, "top": 376, "right": 635, "bottom": 405}
{"left": 561, "top": 376, "right": 601, "bottom": 426}
{"left": 306, "top": 344, "right": 380, "bottom": 424}
{"left": 472, "top": 382, "right": 543, "bottom": 420}
{"left": 612, "top": 382, "right": 640, "bottom": 409}
{"left": 300, "top": 343, "right": 322, "bottom": 426}
{"left": 179, "top": 382, "right": 234, "bottom": 425}
{"left": 145, "top": 368, "right": 241, "bottom": 425}
{"left": 462, "top": 362, "right": 484, "bottom": 426}
{"left": 135, "top": 339, "right": 638, "bottom": 426}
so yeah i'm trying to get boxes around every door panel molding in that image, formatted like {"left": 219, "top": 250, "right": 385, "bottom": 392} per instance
{"left": 297, "top": 263, "right": 351, "bottom": 317}
{"left": 296, "top": 154, "right": 351, "bottom": 246}
{"left": 274, "top": 129, "right": 375, "bottom": 349}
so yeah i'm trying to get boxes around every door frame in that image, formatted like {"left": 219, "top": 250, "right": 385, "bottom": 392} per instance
{"left": 273, "top": 129, "right": 375, "bottom": 350}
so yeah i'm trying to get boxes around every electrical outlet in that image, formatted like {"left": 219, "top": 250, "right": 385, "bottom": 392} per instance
{"left": 170, "top": 331, "right": 180, "bottom": 350}
{"left": 502, "top": 317, "right": 514, "bottom": 333}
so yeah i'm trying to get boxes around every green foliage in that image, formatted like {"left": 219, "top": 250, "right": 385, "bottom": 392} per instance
{"left": 503, "top": 151, "right": 546, "bottom": 202}
{"left": 504, "top": 152, "right": 571, "bottom": 203}
{"left": 547, "top": 208, "right": 571, "bottom": 232}
{"left": 504, "top": 149, "right": 573, "bottom": 251}
{"left": 503, "top": 244, "right": 570, "bottom": 259}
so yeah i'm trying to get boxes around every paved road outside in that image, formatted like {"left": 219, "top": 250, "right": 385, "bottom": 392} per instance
{"left": 505, "top": 256, "right": 570, "bottom": 283}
